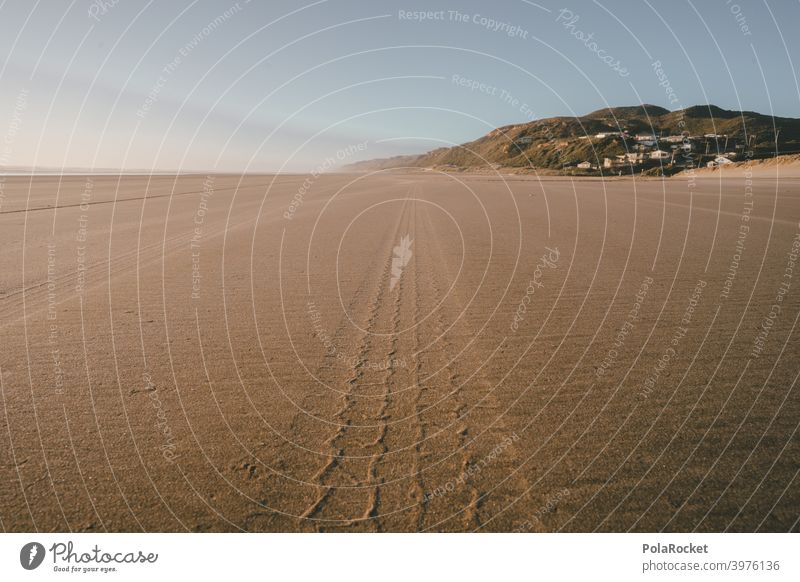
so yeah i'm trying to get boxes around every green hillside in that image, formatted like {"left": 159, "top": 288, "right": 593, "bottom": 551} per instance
{"left": 347, "top": 104, "right": 800, "bottom": 172}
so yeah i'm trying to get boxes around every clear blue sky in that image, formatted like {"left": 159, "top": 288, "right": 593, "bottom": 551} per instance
{"left": 0, "top": 0, "right": 797, "bottom": 172}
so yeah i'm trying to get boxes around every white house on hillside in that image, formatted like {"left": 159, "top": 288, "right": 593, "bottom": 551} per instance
{"left": 706, "top": 156, "right": 734, "bottom": 168}
{"left": 618, "top": 152, "right": 645, "bottom": 163}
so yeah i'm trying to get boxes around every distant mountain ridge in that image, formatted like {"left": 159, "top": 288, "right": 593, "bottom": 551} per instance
{"left": 346, "top": 104, "right": 800, "bottom": 172}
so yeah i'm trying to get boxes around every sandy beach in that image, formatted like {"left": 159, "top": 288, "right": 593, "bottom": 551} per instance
{"left": 0, "top": 172, "right": 797, "bottom": 532}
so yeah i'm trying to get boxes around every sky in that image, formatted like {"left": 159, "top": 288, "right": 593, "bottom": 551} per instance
{"left": 0, "top": 0, "right": 798, "bottom": 172}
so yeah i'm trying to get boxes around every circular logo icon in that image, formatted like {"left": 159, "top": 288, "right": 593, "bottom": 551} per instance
{"left": 20, "top": 542, "right": 46, "bottom": 570}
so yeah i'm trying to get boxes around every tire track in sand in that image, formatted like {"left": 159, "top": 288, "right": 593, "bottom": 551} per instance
{"left": 298, "top": 194, "right": 416, "bottom": 530}
{"left": 241, "top": 190, "right": 417, "bottom": 531}
{"left": 414, "top": 200, "right": 531, "bottom": 531}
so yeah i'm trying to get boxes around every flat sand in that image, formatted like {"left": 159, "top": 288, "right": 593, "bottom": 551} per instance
{"left": 0, "top": 172, "right": 797, "bottom": 532}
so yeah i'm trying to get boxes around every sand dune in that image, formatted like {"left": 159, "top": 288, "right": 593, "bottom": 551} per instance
{"left": 689, "top": 154, "right": 800, "bottom": 178}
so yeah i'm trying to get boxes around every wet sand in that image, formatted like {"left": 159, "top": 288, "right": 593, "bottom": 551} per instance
{"left": 0, "top": 172, "right": 798, "bottom": 532}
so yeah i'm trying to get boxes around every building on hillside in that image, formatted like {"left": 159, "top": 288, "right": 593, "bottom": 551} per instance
{"left": 618, "top": 152, "right": 646, "bottom": 163}
{"left": 650, "top": 149, "right": 671, "bottom": 160}
{"left": 577, "top": 161, "right": 593, "bottom": 169}
{"left": 706, "top": 156, "right": 735, "bottom": 168}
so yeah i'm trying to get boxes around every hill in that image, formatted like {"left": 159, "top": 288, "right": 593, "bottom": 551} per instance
{"left": 345, "top": 104, "right": 800, "bottom": 173}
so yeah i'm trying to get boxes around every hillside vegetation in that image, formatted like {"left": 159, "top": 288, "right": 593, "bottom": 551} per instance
{"left": 346, "top": 104, "right": 800, "bottom": 172}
